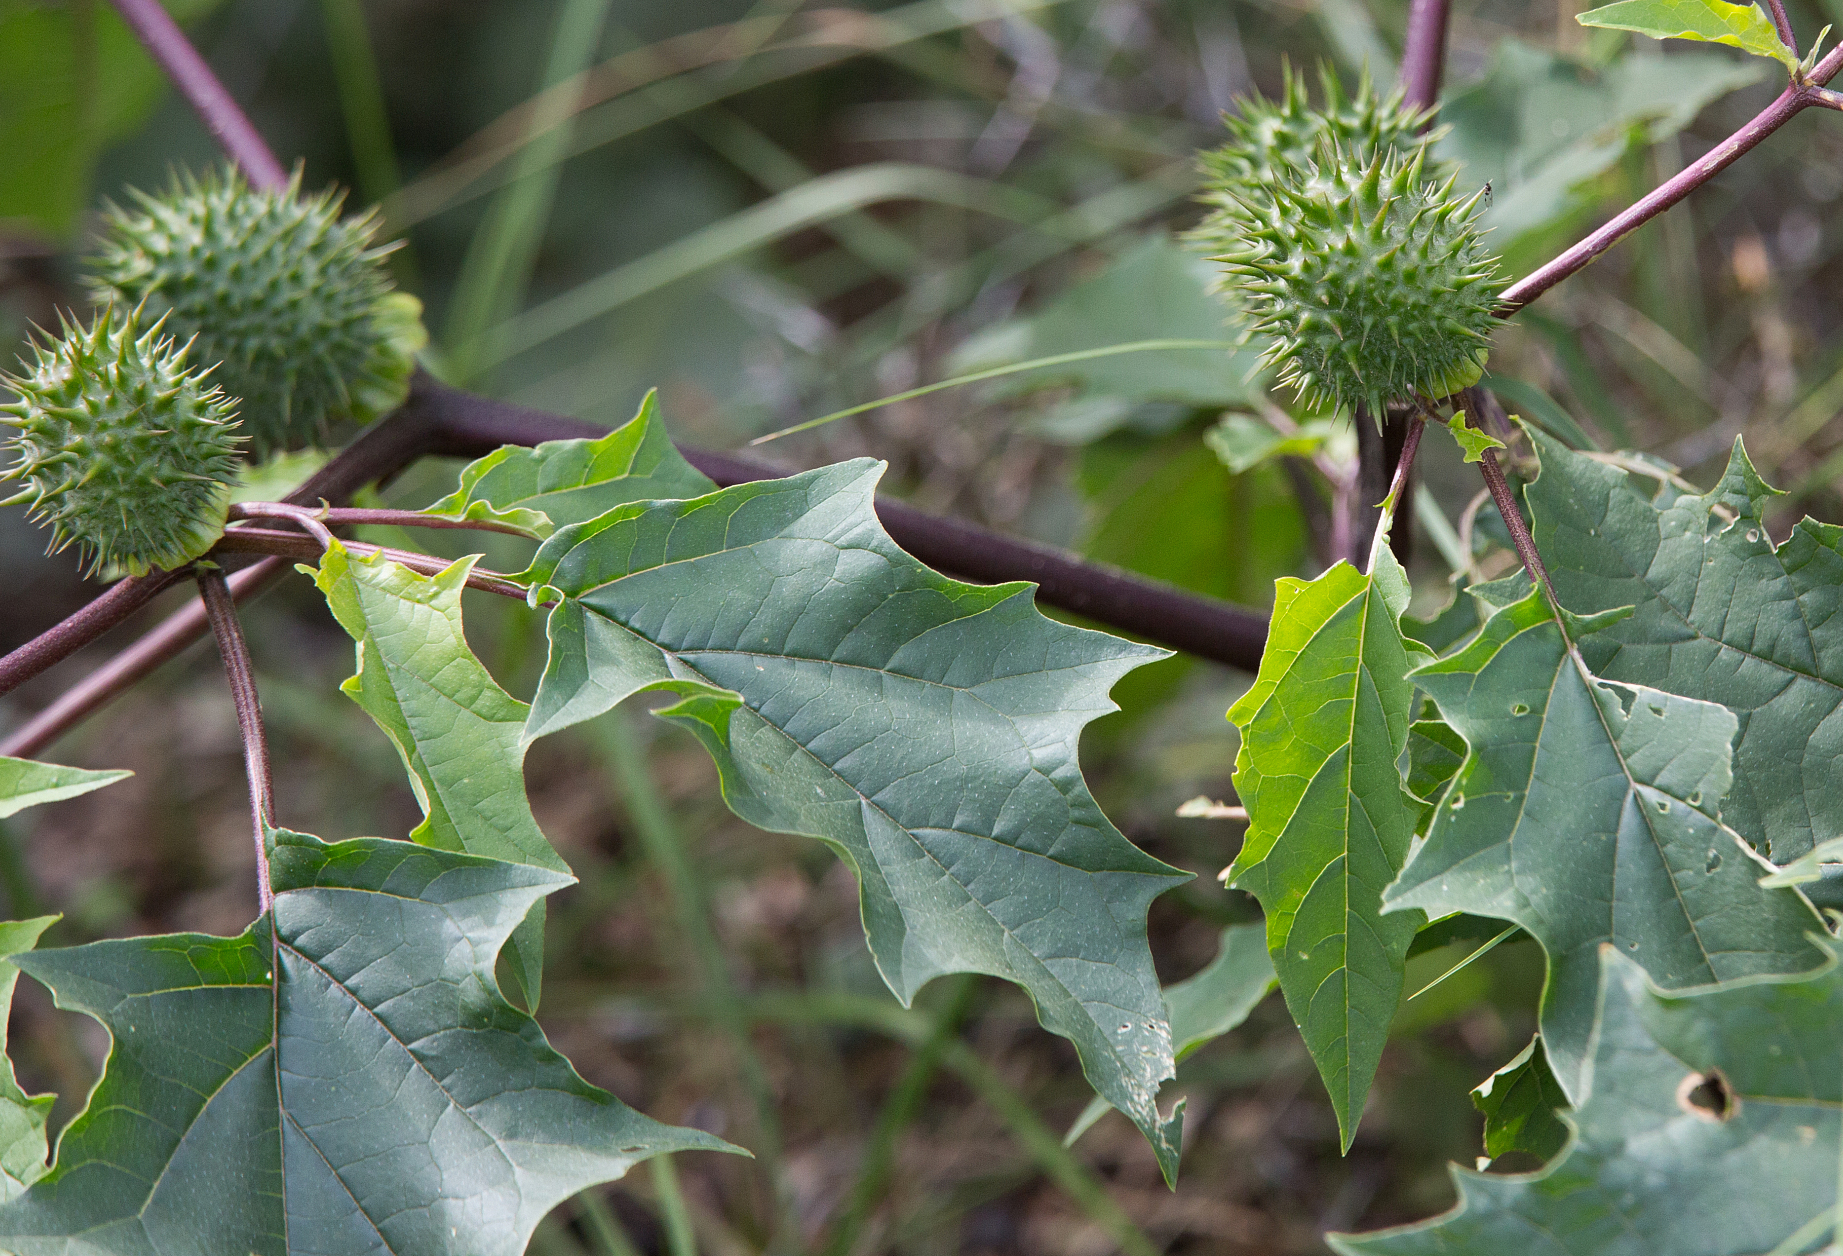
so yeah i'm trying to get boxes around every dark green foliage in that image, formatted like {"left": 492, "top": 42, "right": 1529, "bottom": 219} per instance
{"left": 1, "top": 306, "right": 242, "bottom": 576}
{"left": 0, "top": 828, "right": 730, "bottom": 1255}
{"left": 86, "top": 166, "right": 425, "bottom": 454}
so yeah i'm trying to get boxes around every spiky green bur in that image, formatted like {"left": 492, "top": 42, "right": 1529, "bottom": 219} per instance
{"left": 1190, "top": 65, "right": 1438, "bottom": 267}
{"left": 86, "top": 167, "right": 426, "bottom": 455}
{"left": 2, "top": 309, "right": 244, "bottom": 577}
{"left": 1222, "top": 144, "right": 1501, "bottom": 416}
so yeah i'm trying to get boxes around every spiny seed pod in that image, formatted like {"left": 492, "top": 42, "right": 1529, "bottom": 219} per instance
{"left": 1190, "top": 63, "right": 1440, "bottom": 267}
{"left": 1221, "top": 141, "right": 1501, "bottom": 417}
{"left": 86, "top": 166, "right": 426, "bottom": 455}
{"left": 2, "top": 307, "right": 244, "bottom": 577}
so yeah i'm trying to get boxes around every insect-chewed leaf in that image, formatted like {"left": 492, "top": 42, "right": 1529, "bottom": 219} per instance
{"left": 518, "top": 458, "right": 1192, "bottom": 1181}
{"left": 312, "top": 543, "right": 567, "bottom": 1011}
{"left": 1577, "top": 0, "right": 1800, "bottom": 71}
{"left": 421, "top": 390, "right": 714, "bottom": 537}
{"left": 0, "top": 829, "right": 733, "bottom": 1256}
{"left": 1331, "top": 946, "right": 1843, "bottom": 1256}
{"left": 1226, "top": 549, "right": 1428, "bottom": 1150}
{"left": 1526, "top": 428, "right": 1843, "bottom": 869}
{"left": 1387, "top": 588, "right": 1826, "bottom": 1102}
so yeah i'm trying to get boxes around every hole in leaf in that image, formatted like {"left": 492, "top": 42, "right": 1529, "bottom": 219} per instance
{"left": 1746, "top": 529, "right": 1761, "bottom": 544}
{"left": 1648, "top": 703, "right": 1665, "bottom": 718}
{"left": 1510, "top": 703, "right": 1529, "bottom": 716}
{"left": 1655, "top": 798, "right": 1670, "bottom": 814}
{"left": 1449, "top": 793, "right": 1465, "bottom": 810}
{"left": 1688, "top": 790, "right": 1702, "bottom": 806}
{"left": 1676, "top": 1069, "right": 1738, "bottom": 1122}
{"left": 1705, "top": 849, "right": 1722, "bottom": 873}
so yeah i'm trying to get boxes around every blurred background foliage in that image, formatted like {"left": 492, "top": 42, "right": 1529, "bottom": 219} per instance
{"left": 2, "top": 0, "right": 1842, "bottom": 1251}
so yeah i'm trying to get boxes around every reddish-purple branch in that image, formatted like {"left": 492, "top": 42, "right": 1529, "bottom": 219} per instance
{"left": 197, "top": 567, "right": 274, "bottom": 911}
{"left": 109, "top": 0, "right": 287, "bottom": 191}
{"left": 1398, "top": 0, "right": 1451, "bottom": 112}
{"left": 1502, "top": 46, "right": 1843, "bottom": 313}
{"left": 1763, "top": 0, "right": 1799, "bottom": 54}
{"left": 0, "top": 560, "right": 284, "bottom": 760}
{"left": 227, "top": 502, "right": 534, "bottom": 537}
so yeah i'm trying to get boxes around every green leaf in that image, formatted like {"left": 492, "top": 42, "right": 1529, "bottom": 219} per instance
{"left": 1167, "top": 921, "right": 1279, "bottom": 1062}
{"left": 1332, "top": 946, "right": 1842, "bottom": 1255}
{"left": 1406, "top": 719, "right": 1467, "bottom": 826}
{"left": 1066, "top": 922, "right": 1276, "bottom": 1147}
{"left": 422, "top": 390, "right": 715, "bottom": 537}
{"left": 519, "top": 459, "right": 1191, "bottom": 1181}
{"left": 0, "top": 829, "right": 732, "bottom": 1255}
{"left": 1525, "top": 430, "right": 1843, "bottom": 867}
{"left": 1444, "top": 414, "right": 1506, "bottom": 465}
{"left": 1579, "top": 0, "right": 1800, "bottom": 71}
{"left": 1761, "top": 836, "right": 1843, "bottom": 888}
{"left": 1204, "top": 414, "right": 1338, "bottom": 476}
{"left": 947, "top": 235, "right": 1268, "bottom": 441}
{"left": 1225, "top": 549, "right": 1428, "bottom": 1149}
{"left": 1387, "top": 588, "right": 1827, "bottom": 1101}
{"left": 1472, "top": 1037, "right": 1571, "bottom": 1166}
{"left": 0, "top": 917, "right": 56, "bottom": 1203}
{"left": 0, "top": 0, "right": 227, "bottom": 238}
{"left": 311, "top": 544, "right": 569, "bottom": 1010}
{"left": 0, "top": 758, "right": 131, "bottom": 820}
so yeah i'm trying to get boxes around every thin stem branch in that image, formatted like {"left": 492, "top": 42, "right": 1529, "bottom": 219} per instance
{"left": 229, "top": 502, "right": 536, "bottom": 537}
{"left": 0, "top": 559, "right": 284, "bottom": 760}
{"left": 1811, "top": 86, "right": 1843, "bottom": 113}
{"left": 0, "top": 571, "right": 185, "bottom": 697}
{"left": 210, "top": 527, "right": 533, "bottom": 599}
{"left": 108, "top": 0, "right": 287, "bottom": 191}
{"left": 1500, "top": 85, "right": 1808, "bottom": 312}
{"left": 1763, "top": 0, "right": 1799, "bottom": 54}
{"left": 1477, "top": 449, "right": 1559, "bottom": 608}
{"left": 1366, "top": 416, "right": 1425, "bottom": 574}
{"left": 1398, "top": 0, "right": 1452, "bottom": 111}
{"left": 197, "top": 567, "right": 274, "bottom": 912}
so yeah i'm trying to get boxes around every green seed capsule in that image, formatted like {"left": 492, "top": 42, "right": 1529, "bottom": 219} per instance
{"left": 1190, "top": 63, "right": 1439, "bottom": 272}
{"left": 2, "top": 307, "right": 244, "bottom": 577}
{"left": 86, "top": 166, "right": 427, "bottom": 455}
{"left": 1218, "top": 141, "right": 1500, "bottom": 416}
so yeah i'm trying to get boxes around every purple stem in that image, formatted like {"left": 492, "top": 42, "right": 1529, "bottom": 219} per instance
{"left": 197, "top": 567, "right": 274, "bottom": 912}
{"left": 210, "top": 527, "right": 534, "bottom": 600}
{"left": 1398, "top": 0, "right": 1451, "bottom": 112}
{"left": 109, "top": 0, "right": 287, "bottom": 191}
{"left": 1477, "top": 449, "right": 1558, "bottom": 607}
{"left": 0, "top": 559, "right": 284, "bottom": 760}
{"left": 227, "top": 502, "right": 535, "bottom": 537}
{"left": 1763, "top": 0, "right": 1799, "bottom": 54}
{"left": 1501, "top": 45, "right": 1843, "bottom": 313}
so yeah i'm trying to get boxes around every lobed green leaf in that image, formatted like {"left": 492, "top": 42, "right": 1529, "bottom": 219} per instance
{"left": 422, "top": 390, "right": 714, "bottom": 537}
{"left": 1332, "top": 946, "right": 1843, "bottom": 1255}
{"left": 312, "top": 544, "right": 568, "bottom": 1010}
{"left": 1387, "top": 588, "right": 1826, "bottom": 1100}
{"left": 0, "top": 830, "right": 732, "bottom": 1255}
{"left": 1226, "top": 550, "right": 1428, "bottom": 1149}
{"left": 1525, "top": 429, "right": 1843, "bottom": 870}
{"left": 518, "top": 458, "right": 1191, "bottom": 1181}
